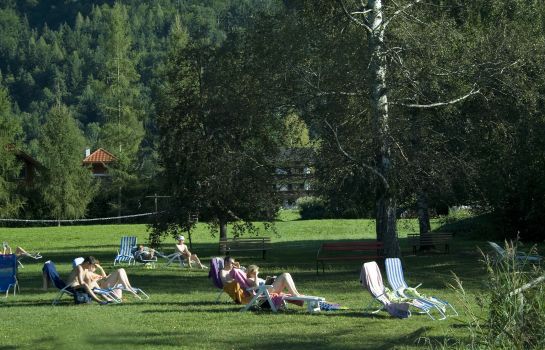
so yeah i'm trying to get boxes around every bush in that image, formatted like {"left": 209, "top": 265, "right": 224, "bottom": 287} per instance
{"left": 296, "top": 196, "right": 326, "bottom": 220}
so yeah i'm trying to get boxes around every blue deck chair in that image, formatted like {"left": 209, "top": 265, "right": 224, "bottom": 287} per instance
{"left": 360, "top": 261, "right": 445, "bottom": 320}
{"left": 42, "top": 261, "right": 121, "bottom": 305}
{"left": 0, "top": 254, "right": 19, "bottom": 297}
{"left": 488, "top": 241, "right": 542, "bottom": 264}
{"left": 385, "top": 258, "right": 457, "bottom": 316}
{"left": 114, "top": 236, "right": 137, "bottom": 265}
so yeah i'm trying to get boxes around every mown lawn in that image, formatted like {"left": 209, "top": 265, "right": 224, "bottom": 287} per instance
{"left": 0, "top": 216, "right": 498, "bottom": 350}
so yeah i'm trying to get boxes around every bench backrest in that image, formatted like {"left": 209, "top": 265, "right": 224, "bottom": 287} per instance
{"left": 320, "top": 242, "right": 384, "bottom": 252}
{"left": 219, "top": 237, "right": 271, "bottom": 249}
{"left": 407, "top": 232, "right": 452, "bottom": 243}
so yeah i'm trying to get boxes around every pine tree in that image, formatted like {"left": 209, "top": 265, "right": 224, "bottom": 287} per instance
{"left": 38, "top": 103, "right": 96, "bottom": 221}
{"left": 0, "top": 85, "right": 24, "bottom": 218}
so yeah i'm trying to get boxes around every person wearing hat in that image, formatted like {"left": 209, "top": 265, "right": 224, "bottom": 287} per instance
{"left": 175, "top": 235, "right": 207, "bottom": 269}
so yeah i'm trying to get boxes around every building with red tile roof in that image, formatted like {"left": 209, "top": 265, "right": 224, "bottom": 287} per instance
{"left": 82, "top": 148, "right": 117, "bottom": 176}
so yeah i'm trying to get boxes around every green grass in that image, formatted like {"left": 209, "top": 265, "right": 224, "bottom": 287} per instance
{"left": 0, "top": 218, "right": 512, "bottom": 350}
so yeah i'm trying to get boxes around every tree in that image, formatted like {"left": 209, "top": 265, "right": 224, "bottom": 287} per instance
{"left": 38, "top": 103, "right": 96, "bottom": 221}
{"left": 153, "top": 13, "right": 283, "bottom": 244}
{"left": 0, "top": 85, "right": 24, "bottom": 218}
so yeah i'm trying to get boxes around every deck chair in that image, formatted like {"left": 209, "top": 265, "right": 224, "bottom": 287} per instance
{"left": 360, "top": 261, "right": 445, "bottom": 320}
{"left": 2, "top": 242, "right": 42, "bottom": 268}
{"left": 488, "top": 241, "right": 542, "bottom": 264}
{"left": 164, "top": 252, "right": 185, "bottom": 268}
{"left": 230, "top": 268, "right": 324, "bottom": 313}
{"left": 0, "top": 254, "right": 19, "bottom": 297}
{"left": 208, "top": 257, "right": 226, "bottom": 302}
{"left": 71, "top": 257, "right": 149, "bottom": 300}
{"left": 385, "top": 258, "right": 457, "bottom": 316}
{"left": 134, "top": 249, "right": 158, "bottom": 268}
{"left": 42, "top": 261, "right": 121, "bottom": 305}
{"left": 114, "top": 236, "right": 137, "bottom": 265}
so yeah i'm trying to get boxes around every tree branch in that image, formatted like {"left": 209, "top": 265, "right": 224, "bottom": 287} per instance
{"left": 338, "top": 0, "right": 372, "bottom": 33}
{"left": 383, "top": 0, "right": 423, "bottom": 29}
{"left": 391, "top": 85, "right": 480, "bottom": 109}
{"left": 325, "top": 120, "right": 390, "bottom": 190}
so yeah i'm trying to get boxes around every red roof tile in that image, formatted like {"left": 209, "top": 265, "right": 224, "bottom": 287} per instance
{"left": 83, "top": 148, "right": 117, "bottom": 164}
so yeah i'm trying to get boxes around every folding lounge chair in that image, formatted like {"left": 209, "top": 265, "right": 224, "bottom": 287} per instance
{"left": 0, "top": 254, "right": 19, "bottom": 298}
{"left": 385, "top": 258, "right": 457, "bottom": 316}
{"left": 134, "top": 250, "right": 158, "bottom": 268}
{"left": 2, "top": 242, "right": 42, "bottom": 268}
{"left": 230, "top": 268, "right": 324, "bottom": 313}
{"left": 488, "top": 241, "right": 542, "bottom": 264}
{"left": 114, "top": 236, "right": 137, "bottom": 265}
{"left": 42, "top": 261, "right": 121, "bottom": 305}
{"left": 208, "top": 257, "right": 226, "bottom": 302}
{"left": 71, "top": 257, "right": 149, "bottom": 300}
{"left": 360, "top": 261, "right": 445, "bottom": 320}
{"left": 164, "top": 252, "right": 185, "bottom": 268}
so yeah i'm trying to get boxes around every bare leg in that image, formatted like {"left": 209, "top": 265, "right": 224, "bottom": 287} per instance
{"left": 270, "top": 273, "right": 300, "bottom": 296}
{"left": 190, "top": 254, "right": 206, "bottom": 269}
{"left": 15, "top": 246, "right": 28, "bottom": 256}
{"left": 99, "top": 268, "right": 138, "bottom": 297}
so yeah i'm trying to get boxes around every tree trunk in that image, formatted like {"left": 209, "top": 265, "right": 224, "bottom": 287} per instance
{"left": 219, "top": 220, "right": 228, "bottom": 240}
{"left": 367, "top": 0, "right": 400, "bottom": 258}
{"left": 417, "top": 190, "right": 431, "bottom": 234}
{"left": 219, "top": 220, "right": 228, "bottom": 254}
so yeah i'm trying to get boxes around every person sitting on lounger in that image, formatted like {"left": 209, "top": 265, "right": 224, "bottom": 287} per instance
{"left": 245, "top": 264, "right": 301, "bottom": 296}
{"left": 175, "top": 236, "right": 207, "bottom": 269}
{"left": 66, "top": 256, "right": 111, "bottom": 304}
{"left": 78, "top": 256, "right": 139, "bottom": 298}
{"left": 2, "top": 243, "right": 41, "bottom": 259}
{"left": 134, "top": 244, "right": 155, "bottom": 261}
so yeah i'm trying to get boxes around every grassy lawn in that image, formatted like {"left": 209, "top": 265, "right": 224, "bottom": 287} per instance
{"left": 0, "top": 216, "right": 499, "bottom": 350}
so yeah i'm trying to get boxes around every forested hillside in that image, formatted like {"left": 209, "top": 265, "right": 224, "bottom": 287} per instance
{"left": 1, "top": 1, "right": 545, "bottom": 244}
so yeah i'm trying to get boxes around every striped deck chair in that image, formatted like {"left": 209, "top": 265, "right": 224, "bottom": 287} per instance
{"left": 0, "top": 254, "right": 19, "bottom": 298}
{"left": 360, "top": 261, "right": 445, "bottom": 320}
{"left": 385, "top": 258, "right": 457, "bottom": 316}
{"left": 114, "top": 236, "right": 137, "bottom": 265}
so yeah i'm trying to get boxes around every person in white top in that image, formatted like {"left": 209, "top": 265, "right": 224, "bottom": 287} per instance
{"left": 174, "top": 236, "right": 207, "bottom": 269}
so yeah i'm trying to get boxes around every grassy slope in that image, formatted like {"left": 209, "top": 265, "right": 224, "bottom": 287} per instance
{"left": 0, "top": 215, "right": 499, "bottom": 350}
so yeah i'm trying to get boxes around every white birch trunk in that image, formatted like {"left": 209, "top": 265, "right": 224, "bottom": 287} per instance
{"left": 367, "top": 0, "right": 400, "bottom": 257}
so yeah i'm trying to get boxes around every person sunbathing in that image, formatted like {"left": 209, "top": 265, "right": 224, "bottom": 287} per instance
{"left": 78, "top": 256, "right": 139, "bottom": 299}
{"left": 66, "top": 256, "right": 111, "bottom": 304}
{"left": 175, "top": 235, "right": 207, "bottom": 269}
{"left": 2, "top": 242, "right": 41, "bottom": 259}
{"left": 245, "top": 264, "right": 301, "bottom": 296}
{"left": 134, "top": 244, "right": 155, "bottom": 261}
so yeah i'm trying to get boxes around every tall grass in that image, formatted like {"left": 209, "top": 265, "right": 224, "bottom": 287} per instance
{"left": 443, "top": 241, "right": 545, "bottom": 349}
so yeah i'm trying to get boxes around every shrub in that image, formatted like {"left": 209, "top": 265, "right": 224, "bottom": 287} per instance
{"left": 296, "top": 196, "right": 326, "bottom": 220}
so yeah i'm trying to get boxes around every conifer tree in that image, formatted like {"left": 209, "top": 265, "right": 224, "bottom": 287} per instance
{"left": 38, "top": 103, "right": 96, "bottom": 221}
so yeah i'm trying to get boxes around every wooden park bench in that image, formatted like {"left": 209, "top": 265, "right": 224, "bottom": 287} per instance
{"left": 219, "top": 237, "right": 271, "bottom": 259}
{"left": 316, "top": 241, "right": 384, "bottom": 274}
{"left": 407, "top": 232, "right": 453, "bottom": 254}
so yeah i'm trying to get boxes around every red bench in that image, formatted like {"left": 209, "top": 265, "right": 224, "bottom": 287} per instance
{"left": 316, "top": 241, "right": 384, "bottom": 274}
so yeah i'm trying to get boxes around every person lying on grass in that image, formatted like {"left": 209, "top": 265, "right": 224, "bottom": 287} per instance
{"left": 175, "top": 235, "right": 207, "bottom": 269}
{"left": 74, "top": 256, "right": 140, "bottom": 299}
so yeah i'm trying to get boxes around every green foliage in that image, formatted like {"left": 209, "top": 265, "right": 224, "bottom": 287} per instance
{"left": 0, "top": 85, "right": 24, "bottom": 217}
{"left": 296, "top": 196, "right": 326, "bottom": 220}
{"left": 447, "top": 242, "right": 545, "bottom": 349}
{"left": 37, "top": 103, "right": 97, "bottom": 219}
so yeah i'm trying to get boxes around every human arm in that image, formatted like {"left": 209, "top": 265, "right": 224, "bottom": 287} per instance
{"left": 94, "top": 263, "right": 108, "bottom": 278}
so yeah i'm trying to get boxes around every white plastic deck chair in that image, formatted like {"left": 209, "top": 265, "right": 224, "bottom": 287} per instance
{"left": 164, "top": 252, "right": 185, "bottom": 268}
{"left": 0, "top": 254, "right": 19, "bottom": 298}
{"left": 233, "top": 270, "right": 325, "bottom": 313}
{"left": 114, "top": 236, "right": 137, "bottom": 265}
{"left": 385, "top": 258, "right": 458, "bottom": 316}
{"left": 488, "top": 241, "right": 542, "bottom": 264}
{"left": 361, "top": 261, "right": 445, "bottom": 320}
